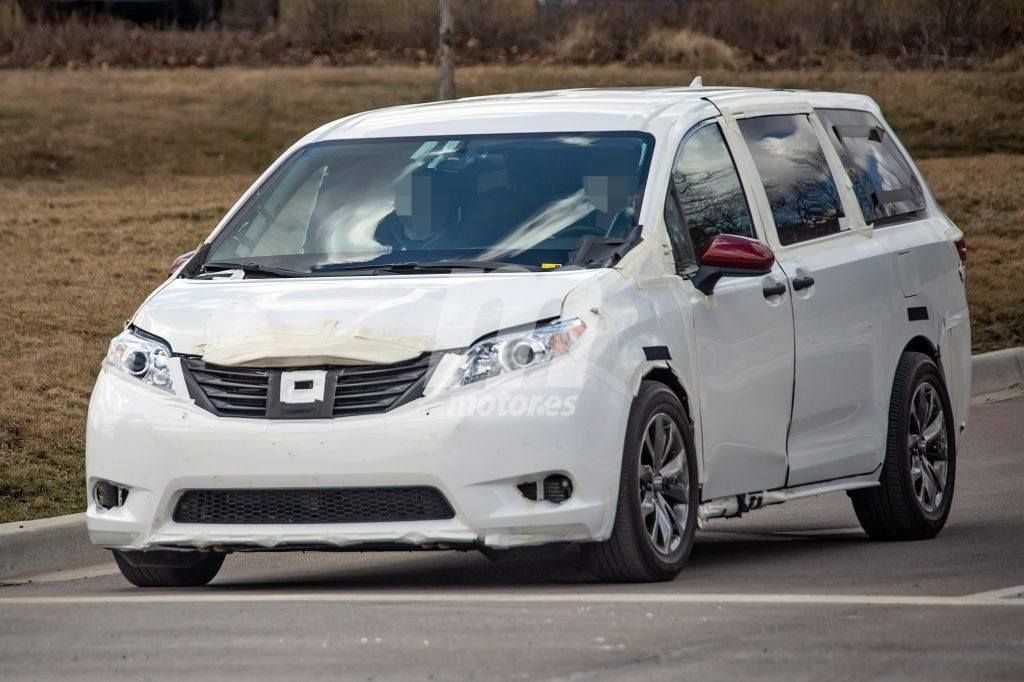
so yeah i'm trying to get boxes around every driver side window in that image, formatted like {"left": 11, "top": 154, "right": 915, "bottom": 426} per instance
{"left": 665, "top": 123, "right": 755, "bottom": 261}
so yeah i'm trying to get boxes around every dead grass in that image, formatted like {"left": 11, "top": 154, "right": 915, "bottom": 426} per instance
{"left": 3, "top": 66, "right": 1023, "bottom": 185}
{"left": 635, "top": 28, "right": 740, "bottom": 69}
{"left": 919, "top": 154, "right": 1024, "bottom": 354}
{"left": 0, "top": 65, "right": 1021, "bottom": 522}
{"left": 0, "top": 175, "right": 249, "bottom": 522}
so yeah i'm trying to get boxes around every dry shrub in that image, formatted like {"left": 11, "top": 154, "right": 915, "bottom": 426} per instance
{"left": 285, "top": 0, "right": 538, "bottom": 58}
{"left": 2, "top": 0, "right": 1023, "bottom": 68}
{"left": 0, "top": 16, "right": 275, "bottom": 67}
{"left": 555, "top": 16, "right": 607, "bottom": 64}
{"left": 992, "top": 44, "right": 1024, "bottom": 71}
{"left": 682, "top": 0, "right": 1024, "bottom": 66}
{"left": 636, "top": 27, "right": 741, "bottom": 69}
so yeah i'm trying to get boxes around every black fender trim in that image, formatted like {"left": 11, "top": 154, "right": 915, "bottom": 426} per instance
{"left": 643, "top": 346, "right": 672, "bottom": 361}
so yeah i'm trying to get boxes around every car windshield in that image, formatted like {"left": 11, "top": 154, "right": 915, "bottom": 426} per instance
{"left": 200, "top": 132, "right": 654, "bottom": 274}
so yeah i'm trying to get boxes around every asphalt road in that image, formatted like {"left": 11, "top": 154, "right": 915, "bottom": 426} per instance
{"left": 2, "top": 398, "right": 1022, "bottom": 681}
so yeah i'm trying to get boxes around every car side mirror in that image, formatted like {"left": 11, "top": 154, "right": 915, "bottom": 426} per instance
{"left": 690, "top": 234, "right": 775, "bottom": 296}
{"left": 167, "top": 250, "right": 196, "bottom": 277}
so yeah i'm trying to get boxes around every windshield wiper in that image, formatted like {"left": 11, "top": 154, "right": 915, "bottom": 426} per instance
{"left": 312, "top": 260, "right": 539, "bottom": 274}
{"left": 569, "top": 225, "right": 644, "bottom": 268}
{"left": 389, "top": 260, "right": 540, "bottom": 273}
{"left": 198, "top": 261, "right": 308, "bottom": 278}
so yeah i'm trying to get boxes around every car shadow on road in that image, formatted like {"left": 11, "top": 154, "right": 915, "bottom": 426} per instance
{"left": 205, "top": 529, "right": 876, "bottom": 591}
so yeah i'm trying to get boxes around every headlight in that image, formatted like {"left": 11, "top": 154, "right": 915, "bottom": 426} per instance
{"left": 104, "top": 329, "right": 175, "bottom": 394}
{"left": 452, "top": 318, "right": 587, "bottom": 387}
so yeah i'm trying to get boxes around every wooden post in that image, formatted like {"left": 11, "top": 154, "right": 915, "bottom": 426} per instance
{"left": 438, "top": 0, "right": 455, "bottom": 100}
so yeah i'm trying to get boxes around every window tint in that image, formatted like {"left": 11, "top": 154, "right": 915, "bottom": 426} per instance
{"left": 668, "top": 123, "right": 754, "bottom": 257}
{"left": 739, "top": 115, "right": 845, "bottom": 246}
{"left": 817, "top": 108, "right": 925, "bottom": 225}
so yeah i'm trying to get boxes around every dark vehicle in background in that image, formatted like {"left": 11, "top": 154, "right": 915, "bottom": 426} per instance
{"left": 17, "top": 0, "right": 278, "bottom": 28}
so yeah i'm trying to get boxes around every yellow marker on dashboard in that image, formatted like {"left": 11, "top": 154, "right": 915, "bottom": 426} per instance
{"left": 540, "top": 263, "right": 560, "bottom": 270}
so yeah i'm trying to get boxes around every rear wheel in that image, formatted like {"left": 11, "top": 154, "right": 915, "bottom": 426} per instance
{"left": 112, "top": 550, "right": 224, "bottom": 588}
{"left": 850, "top": 352, "right": 956, "bottom": 540}
{"left": 583, "top": 381, "right": 698, "bottom": 582}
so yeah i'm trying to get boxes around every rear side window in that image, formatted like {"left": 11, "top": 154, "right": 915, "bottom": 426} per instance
{"left": 739, "top": 115, "right": 845, "bottom": 246}
{"left": 669, "top": 123, "right": 754, "bottom": 257}
{"left": 817, "top": 108, "right": 925, "bottom": 226}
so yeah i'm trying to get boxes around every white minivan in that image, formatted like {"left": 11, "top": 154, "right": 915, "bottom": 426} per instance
{"left": 87, "top": 85, "right": 971, "bottom": 586}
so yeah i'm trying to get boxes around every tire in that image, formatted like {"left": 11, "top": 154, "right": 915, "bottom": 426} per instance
{"left": 112, "top": 550, "right": 225, "bottom": 588}
{"left": 850, "top": 352, "right": 956, "bottom": 540}
{"left": 583, "top": 381, "right": 699, "bottom": 582}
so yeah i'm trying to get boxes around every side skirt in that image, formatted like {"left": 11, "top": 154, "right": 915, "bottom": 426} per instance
{"left": 697, "top": 467, "right": 881, "bottom": 528}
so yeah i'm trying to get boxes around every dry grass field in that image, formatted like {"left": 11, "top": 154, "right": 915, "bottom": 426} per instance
{"left": 1, "top": 65, "right": 1022, "bottom": 522}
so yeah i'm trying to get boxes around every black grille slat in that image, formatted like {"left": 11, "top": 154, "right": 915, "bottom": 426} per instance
{"left": 192, "top": 367, "right": 270, "bottom": 384}
{"left": 209, "top": 402, "right": 267, "bottom": 415}
{"left": 202, "top": 387, "right": 268, "bottom": 402}
{"left": 181, "top": 356, "right": 431, "bottom": 419}
{"left": 204, "top": 395, "right": 264, "bottom": 405}
{"left": 333, "top": 398, "right": 398, "bottom": 411}
{"left": 334, "top": 384, "right": 411, "bottom": 399}
{"left": 331, "top": 404, "right": 393, "bottom": 414}
{"left": 173, "top": 487, "right": 455, "bottom": 524}
{"left": 335, "top": 372, "right": 428, "bottom": 389}
{"left": 191, "top": 376, "right": 270, "bottom": 393}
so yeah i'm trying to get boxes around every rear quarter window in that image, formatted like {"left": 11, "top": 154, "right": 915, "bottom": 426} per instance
{"left": 816, "top": 108, "right": 926, "bottom": 226}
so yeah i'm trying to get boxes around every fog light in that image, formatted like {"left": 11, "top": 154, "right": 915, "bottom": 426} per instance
{"left": 516, "top": 475, "right": 573, "bottom": 503}
{"left": 95, "top": 480, "right": 128, "bottom": 509}
{"left": 543, "top": 475, "right": 573, "bottom": 503}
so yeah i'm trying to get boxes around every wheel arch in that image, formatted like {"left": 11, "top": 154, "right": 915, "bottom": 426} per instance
{"left": 640, "top": 366, "right": 692, "bottom": 423}
{"left": 902, "top": 335, "right": 941, "bottom": 367}
{"left": 638, "top": 364, "right": 705, "bottom": 487}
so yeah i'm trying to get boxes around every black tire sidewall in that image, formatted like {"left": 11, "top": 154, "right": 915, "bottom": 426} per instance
{"left": 893, "top": 356, "right": 957, "bottom": 531}
{"left": 621, "top": 383, "right": 699, "bottom": 579}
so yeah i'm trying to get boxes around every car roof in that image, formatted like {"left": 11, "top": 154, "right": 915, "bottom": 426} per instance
{"left": 309, "top": 86, "right": 879, "bottom": 143}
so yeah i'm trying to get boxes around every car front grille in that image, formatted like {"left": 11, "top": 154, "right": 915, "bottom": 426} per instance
{"left": 172, "top": 487, "right": 455, "bottom": 525}
{"left": 182, "top": 361, "right": 272, "bottom": 417}
{"left": 181, "top": 355, "right": 432, "bottom": 419}
{"left": 332, "top": 357, "right": 431, "bottom": 417}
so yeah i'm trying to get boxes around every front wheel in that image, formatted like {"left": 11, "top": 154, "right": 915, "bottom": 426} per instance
{"left": 113, "top": 550, "right": 225, "bottom": 588}
{"left": 583, "top": 381, "right": 698, "bottom": 582}
{"left": 850, "top": 352, "right": 957, "bottom": 540}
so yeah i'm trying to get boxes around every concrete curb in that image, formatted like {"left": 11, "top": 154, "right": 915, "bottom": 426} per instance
{"left": 970, "top": 347, "right": 1024, "bottom": 403}
{"left": 0, "top": 513, "right": 108, "bottom": 580}
{"left": 2, "top": 348, "right": 1023, "bottom": 580}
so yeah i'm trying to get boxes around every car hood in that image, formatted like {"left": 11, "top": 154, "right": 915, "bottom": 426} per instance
{"left": 132, "top": 270, "right": 607, "bottom": 367}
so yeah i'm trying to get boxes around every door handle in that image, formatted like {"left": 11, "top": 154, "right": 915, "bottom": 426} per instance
{"left": 762, "top": 282, "right": 786, "bottom": 298}
{"left": 792, "top": 275, "right": 815, "bottom": 291}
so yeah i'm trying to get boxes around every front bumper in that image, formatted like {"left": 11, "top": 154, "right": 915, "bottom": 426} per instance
{"left": 85, "top": 358, "right": 631, "bottom": 551}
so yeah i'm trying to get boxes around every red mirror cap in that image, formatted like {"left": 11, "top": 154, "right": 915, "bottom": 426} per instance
{"left": 168, "top": 250, "right": 196, "bottom": 276}
{"left": 699, "top": 234, "right": 774, "bottom": 272}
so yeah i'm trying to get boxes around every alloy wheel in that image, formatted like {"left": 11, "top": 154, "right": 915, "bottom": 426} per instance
{"left": 638, "top": 413, "right": 690, "bottom": 557}
{"left": 907, "top": 381, "right": 949, "bottom": 517}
